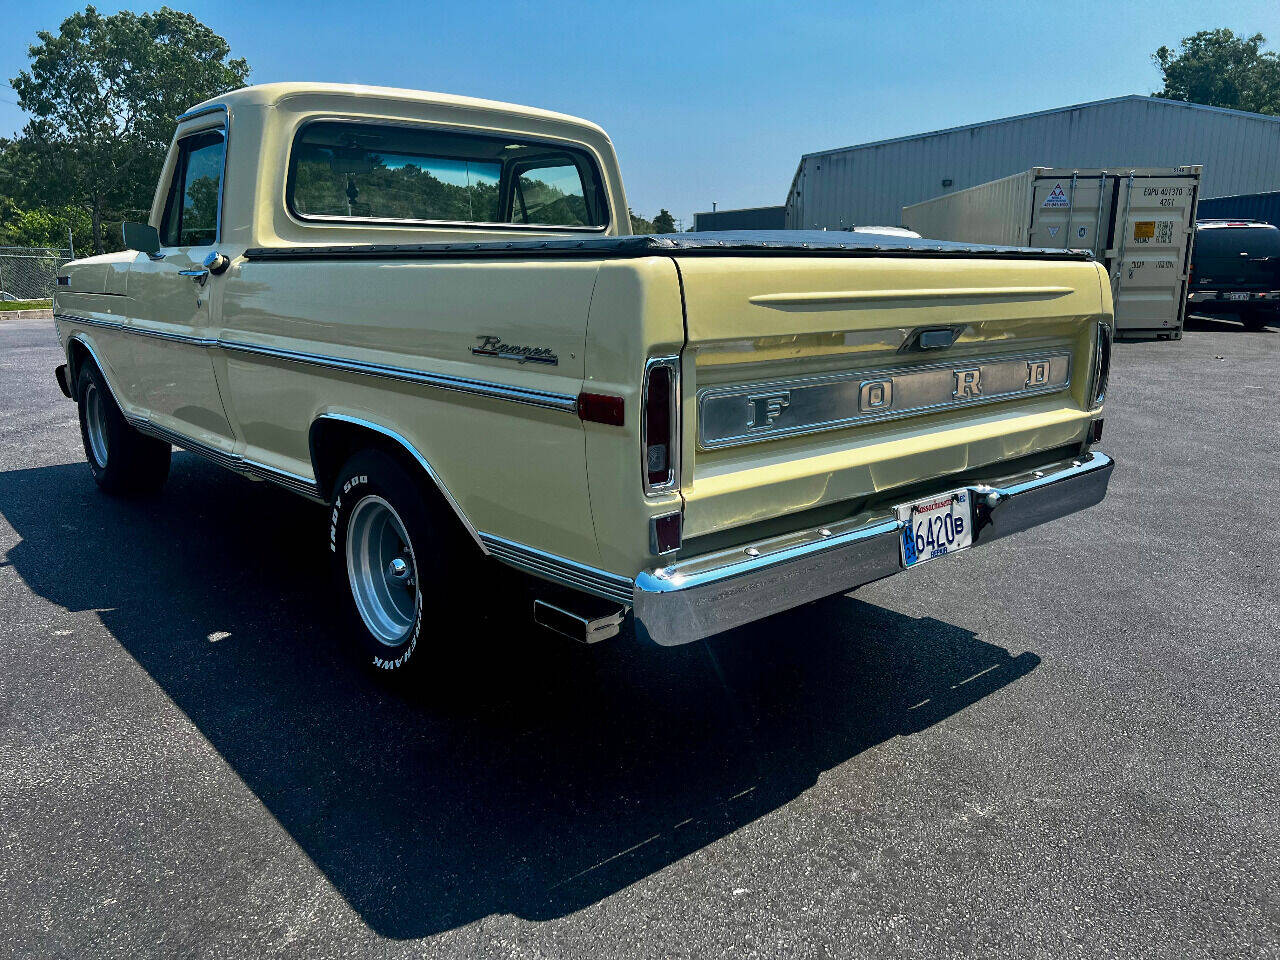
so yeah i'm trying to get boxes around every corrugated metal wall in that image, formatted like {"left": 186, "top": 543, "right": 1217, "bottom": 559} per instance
{"left": 692, "top": 206, "right": 787, "bottom": 231}
{"left": 787, "top": 96, "right": 1280, "bottom": 229}
{"left": 1196, "top": 190, "right": 1280, "bottom": 225}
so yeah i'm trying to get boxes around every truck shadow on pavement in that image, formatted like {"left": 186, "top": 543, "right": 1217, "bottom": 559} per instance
{"left": 0, "top": 455, "right": 1039, "bottom": 940}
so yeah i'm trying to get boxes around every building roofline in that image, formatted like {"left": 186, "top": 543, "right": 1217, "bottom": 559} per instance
{"left": 693, "top": 204, "right": 786, "bottom": 216}
{"left": 800, "top": 94, "right": 1280, "bottom": 160}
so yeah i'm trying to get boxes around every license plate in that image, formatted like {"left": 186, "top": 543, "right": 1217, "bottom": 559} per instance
{"left": 896, "top": 489, "right": 973, "bottom": 568}
{"left": 1227, "top": 292, "right": 1251, "bottom": 301}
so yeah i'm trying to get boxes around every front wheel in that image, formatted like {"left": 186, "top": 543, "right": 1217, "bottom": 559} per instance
{"left": 75, "top": 360, "right": 171, "bottom": 495}
{"left": 330, "top": 449, "right": 477, "bottom": 675}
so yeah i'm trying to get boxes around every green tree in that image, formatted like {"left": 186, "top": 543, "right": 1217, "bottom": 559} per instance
{"left": 10, "top": 5, "right": 249, "bottom": 253}
{"left": 0, "top": 197, "right": 92, "bottom": 251}
{"left": 1153, "top": 29, "right": 1280, "bottom": 115}
{"left": 651, "top": 208, "right": 677, "bottom": 233}
{"left": 628, "top": 208, "right": 654, "bottom": 234}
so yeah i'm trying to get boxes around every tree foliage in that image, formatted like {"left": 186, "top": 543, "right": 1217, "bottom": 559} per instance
{"left": 0, "top": 197, "right": 92, "bottom": 251}
{"left": 1153, "top": 29, "right": 1280, "bottom": 116}
{"left": 628, "top": 208, "right": 654, "bottom": 234}
{"left": 651, "top": 208, "right": 677, "bottom": 233}
{"left": 8, "top": 5, "right": 249, "bottom": 253}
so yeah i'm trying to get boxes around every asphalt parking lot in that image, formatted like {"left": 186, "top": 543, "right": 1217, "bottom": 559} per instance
{"left": 0, "top": 312, "right": 1276, "bottom": 959}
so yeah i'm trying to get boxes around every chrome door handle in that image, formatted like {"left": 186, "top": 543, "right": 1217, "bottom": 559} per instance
{"left": 178, "top": 252, "right": 229, "bottom": 287}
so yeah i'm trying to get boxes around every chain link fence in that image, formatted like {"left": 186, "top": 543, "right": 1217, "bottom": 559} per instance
{"left": 0, "top": 246, "right": 73, "bottom": 302}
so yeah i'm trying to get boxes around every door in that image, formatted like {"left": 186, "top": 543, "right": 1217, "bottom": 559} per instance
{"left": 1108, "top": 173, "right": 1199, "bottom": 336}
{"left": 125, "top": 126, "right": 237, "bottom": 451}
{"left": 1028, "top": 173, "right": 1114, "bottom": 257}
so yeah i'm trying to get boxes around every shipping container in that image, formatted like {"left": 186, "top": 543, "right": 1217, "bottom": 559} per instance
{"left": 902, "top": 166, "right": 1202, "bottom": 340}
{"left": 1196, "top": 190, "right": 1280, "bottom": 226}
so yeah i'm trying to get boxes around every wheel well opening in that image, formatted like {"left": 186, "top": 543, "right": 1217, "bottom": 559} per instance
{"left": 308, "top": 418, "right": 477, "bottom": 547}
{"left": 66, "top": 339, "right": 91, "bottom": 397}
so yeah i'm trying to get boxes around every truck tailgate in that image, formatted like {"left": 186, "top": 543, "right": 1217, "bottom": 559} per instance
{"left": 675, "top": 255, "right": 1108, "bottom": 540}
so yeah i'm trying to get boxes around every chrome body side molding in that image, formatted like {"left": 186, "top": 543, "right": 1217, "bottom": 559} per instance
{"left": 66, "top": 327, "right": 323, "bottom": 501}
{"left": 479, "top": 533, "right": 635, "bottom": 605}
{"left": 126, "top": 414, "right": 324, "bottom": 502}
{"left": 219, "top": 339, "right": 578, "bottom": 413}
{"left": 61, "top": 321, "right": 494, "bottom": 543}
{"left": 633, "top": 451, "right": 1115, "bottom": 646}
{"left": 59, "top": 312, "right": 213, "bottom": 347}
{"left": 55, "top": 315, "right": 578, "bottom": 414}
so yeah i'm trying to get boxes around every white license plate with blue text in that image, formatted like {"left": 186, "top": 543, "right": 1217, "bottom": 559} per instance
{"left": 896, "top": 489, "right": 974, "bottom": 568}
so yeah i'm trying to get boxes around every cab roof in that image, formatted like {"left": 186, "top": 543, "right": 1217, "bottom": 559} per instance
{"left": 178, "top": 82, "right": 610, "bottom": 139}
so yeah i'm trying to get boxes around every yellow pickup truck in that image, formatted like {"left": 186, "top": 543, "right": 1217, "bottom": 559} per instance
{"left": 52, "top": 83, "right": 1113, "bottom": 670}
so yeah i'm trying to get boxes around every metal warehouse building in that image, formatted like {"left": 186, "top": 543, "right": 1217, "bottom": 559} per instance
{"left": 786, "top": 95, "right": 1280, "bottom": 230}
{"left": 692, "top": 205, "right": 787, "bottom": 231}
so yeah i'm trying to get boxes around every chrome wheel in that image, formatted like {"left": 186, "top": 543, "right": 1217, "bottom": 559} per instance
{"left": 345, "top": 495, "right": 419, "bottom": 645}
{"left": 84, "top": 383, "right": 109, "bottom": 468}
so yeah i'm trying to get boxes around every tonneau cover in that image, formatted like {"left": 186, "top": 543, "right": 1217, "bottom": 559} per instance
{"left": 244, "top": 230, "right": 1095, "bottom": 262}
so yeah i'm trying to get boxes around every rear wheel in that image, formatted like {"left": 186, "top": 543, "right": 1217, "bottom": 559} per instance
{"left": 75, "top": 361, "right": 171, "bottom": 495}
{"left": 330, "top": 449, "right": 479, "bottom": 675}
{"left": 1240, "top": 307, "right": 1275, "bottom": 331}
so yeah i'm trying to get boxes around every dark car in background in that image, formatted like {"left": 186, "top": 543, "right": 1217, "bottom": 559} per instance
{"left": 1188, "top": 221, "right": 1280, "bottom": 330}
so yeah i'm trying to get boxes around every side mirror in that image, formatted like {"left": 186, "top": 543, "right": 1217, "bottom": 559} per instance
{"left": 122, "top": 221, "right": 161, "bottom": 257}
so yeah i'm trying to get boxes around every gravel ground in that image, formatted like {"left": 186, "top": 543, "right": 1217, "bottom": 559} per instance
{"left": 0, "top": 313, "right": 1276, "bottom": 959}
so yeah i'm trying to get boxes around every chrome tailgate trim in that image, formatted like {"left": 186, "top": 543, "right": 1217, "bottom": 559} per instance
{"left": 698, "top": 350, "right": 1071, "bottom": 449}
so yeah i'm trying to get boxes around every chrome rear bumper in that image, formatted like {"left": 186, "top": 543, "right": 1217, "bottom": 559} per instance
{"left": 1188, "top": 289, "right": 1280, "bottom": 303}
{"left": 633, "top": 451, "right": 1114, "bottom": 646}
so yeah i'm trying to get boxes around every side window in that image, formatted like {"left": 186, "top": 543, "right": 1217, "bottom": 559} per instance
{"left": 160, "top": 129, "right": 225, "bottom": 247}
{"left": 511, "top": 161, "right": 593, "bottom": 227}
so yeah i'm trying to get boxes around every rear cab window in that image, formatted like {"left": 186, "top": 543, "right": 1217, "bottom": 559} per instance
{"left": 287, "top": 120, "right": 609, "bottom": 230}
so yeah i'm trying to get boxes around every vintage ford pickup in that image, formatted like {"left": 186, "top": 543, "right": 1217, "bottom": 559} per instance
{"left": 52, "top": 83, "right": 1114, "bottom": 669}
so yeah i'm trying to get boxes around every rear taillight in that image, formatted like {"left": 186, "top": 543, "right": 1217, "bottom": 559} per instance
{"left": 1092, "top": 321, "right": 1112, "bottom": 407}
{"left": 642, "top": 357, "right": 680, "bottom": 494}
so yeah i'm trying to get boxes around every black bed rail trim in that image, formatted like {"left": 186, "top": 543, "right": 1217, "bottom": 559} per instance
{"left": 243, "top": 231, "right": 1096, "bottom": 264}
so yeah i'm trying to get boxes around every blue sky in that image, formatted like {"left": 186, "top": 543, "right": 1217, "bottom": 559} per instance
{"left": 2, "top": 0, "right": 1279, "bottom": 227}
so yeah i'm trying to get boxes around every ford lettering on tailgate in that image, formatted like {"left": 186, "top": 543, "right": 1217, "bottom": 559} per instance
{"left": 697, "top": 352, "right": 1071, "bottom": 449}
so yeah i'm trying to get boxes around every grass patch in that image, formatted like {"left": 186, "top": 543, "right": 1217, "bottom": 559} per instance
{"left": 0, "top": 299, "right": 52, "bottom": 312}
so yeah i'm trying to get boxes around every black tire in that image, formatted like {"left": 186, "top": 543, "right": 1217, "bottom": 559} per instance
{"left": 1240, "top": 308, "right": 1274, "bottom": 331}
{"left": 75, "top": 360, "right": 171, "bottom": 495}
{"left": 329, "top": 448, "right": 479, "bottom": 676}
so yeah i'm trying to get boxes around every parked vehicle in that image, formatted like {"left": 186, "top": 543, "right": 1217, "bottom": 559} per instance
{"left": 903, "top": 166, "right": 1201, "bottom": 341}
{"left": 51, "top": 83, "right": 1114, "bottom": 672}
{"left": 1187, "top": 220, "right": 1280, "bottom": 329}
